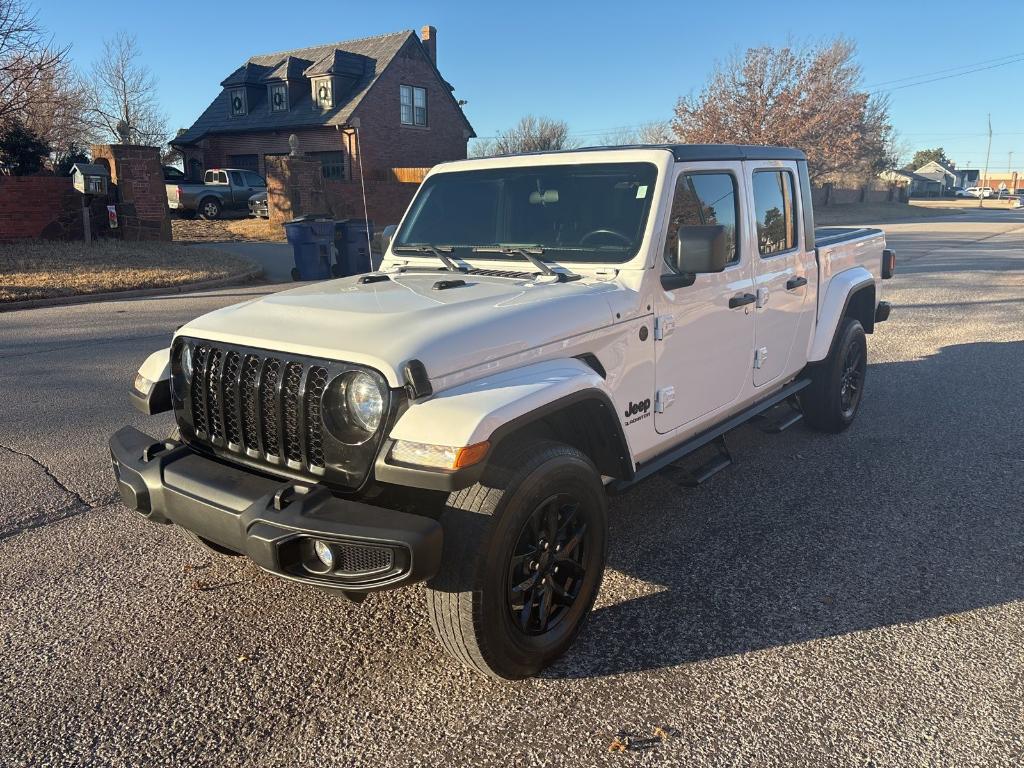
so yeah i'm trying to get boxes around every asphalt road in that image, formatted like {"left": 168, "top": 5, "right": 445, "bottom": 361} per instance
{"left": 2, "top": 209, "right": 1023, "bottom": 767}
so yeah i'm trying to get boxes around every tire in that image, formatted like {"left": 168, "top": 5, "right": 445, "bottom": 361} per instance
{"left": 802, "top": 317, "right": 867, "bottom": 433}
{"left": 166, "top": 426, "right": 240, "bottom": 557}
{"left": 425, "top": 440, "right": 608, "bottom": 680}
{"left": 198, "top": 197, "right": 222, "bottom": 220}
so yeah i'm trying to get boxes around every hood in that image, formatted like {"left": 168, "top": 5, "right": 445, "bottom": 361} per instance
{"left": 179, "top": 272, "right": 625, "bottom": 386}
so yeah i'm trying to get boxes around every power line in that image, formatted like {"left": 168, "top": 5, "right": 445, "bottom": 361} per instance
{"left": 870, "top": 56, "right": 1024, "bottom": 93}
{"left": 864, "top": 50, "right": 1024, "bottom": 88}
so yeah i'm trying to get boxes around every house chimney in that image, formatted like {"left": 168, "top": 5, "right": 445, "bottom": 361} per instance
{"left": 421, "top": 25, "right": 437, "bottom": 65}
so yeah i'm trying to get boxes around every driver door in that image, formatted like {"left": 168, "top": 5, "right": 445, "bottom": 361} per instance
{"left": 654, "top": 162, "right": 756, "bottom": 434}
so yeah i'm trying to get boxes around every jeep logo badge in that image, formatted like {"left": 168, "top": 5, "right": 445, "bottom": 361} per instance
{"left": 624, "top": 399, "right": 651, "bottom": 418}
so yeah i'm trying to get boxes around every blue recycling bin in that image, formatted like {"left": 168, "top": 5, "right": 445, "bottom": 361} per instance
{"left": 284, "top": 216, "right": 334, "bottom": 281}
{"left": 332, "top": 218, "right": 375, "bottom": 277}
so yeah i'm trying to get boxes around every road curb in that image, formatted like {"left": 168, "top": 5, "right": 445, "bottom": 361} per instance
{"left": 0, "top": 267, "right": 265, "bottom": 313}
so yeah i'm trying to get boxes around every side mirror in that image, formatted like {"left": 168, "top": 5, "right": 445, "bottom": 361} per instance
{"left": 675, "top": 224, "right": 728, "bottom": 274}
{"left": 381, "top": 224, "right": 397, "bottom": 253}
{"left": 662, "top": 224, "right": 729, "bottom": 291}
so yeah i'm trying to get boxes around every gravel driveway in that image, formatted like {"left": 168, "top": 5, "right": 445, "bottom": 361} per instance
{"left": 1, "top": 209, "right": 1022, "bottom": 767}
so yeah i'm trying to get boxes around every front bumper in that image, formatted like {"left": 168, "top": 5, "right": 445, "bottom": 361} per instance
{"left": 109, "top": 426, "right": 443, "bottom": 593}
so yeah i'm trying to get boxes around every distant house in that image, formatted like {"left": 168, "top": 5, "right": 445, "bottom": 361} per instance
{"left": 954, "top": 169, "right": 980, "bottom": 189}
{"left": 171, "top": 27, "right": 475, "bottom": 184}
{"left": 913, "top": 160, "right": 957, "bottom": 193}
{"left": 879, "top": 168, "right": 943, "bottom": 197}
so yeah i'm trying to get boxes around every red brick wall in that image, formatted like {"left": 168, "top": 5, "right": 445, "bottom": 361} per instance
{"left": 350, "top": 36, "right": 470, "bottom": 179}
{"left": 265, "top": 154, "right": 417, "bottom": 227}
{"left": 92, "top": 144, "right": 171, "bottom": 241}
{"left": 0, "top": 176, "right": 84, "bottom": 240}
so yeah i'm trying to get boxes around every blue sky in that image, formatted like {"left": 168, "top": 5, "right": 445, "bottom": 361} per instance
{"left": 38, "top": 0, "right": 1024, "bottom": 172}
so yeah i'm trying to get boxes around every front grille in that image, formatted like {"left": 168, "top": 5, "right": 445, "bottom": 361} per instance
{"left": 186, "top": 344, "right": 329, "bottom": 473}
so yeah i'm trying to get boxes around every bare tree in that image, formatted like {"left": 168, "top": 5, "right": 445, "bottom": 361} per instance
{"left": 0, "top": 0, "right": 69, "bottom": 129}
{"left": 22, "top": 55, "right": 91, "bottom": 151}
{"left": 471, "top": 115, "right": 578, "bottom": 158}
{"left": 672, "top": 39, "right": 893, "bottom": 183}
{"left": 88, "top": 31, "right": 167, "bottom": 146}
{"left": 591, "top": 120, "right": 674, "bottom": 147}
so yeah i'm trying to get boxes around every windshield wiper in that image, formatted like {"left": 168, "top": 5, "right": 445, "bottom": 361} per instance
{"left": 471, "top": 245, "right": 577, "bottom": 282}
{"left": 392, "top": 243, "right": 463, "bottom": 272}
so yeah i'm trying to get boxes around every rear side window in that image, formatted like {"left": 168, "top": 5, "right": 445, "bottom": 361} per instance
{"left": 753, "top": 170, "right": 797, "bottom": 255}
{"left": 229, "top": 171, "right": 244, "bottom": 186}
{"left": 664, "top": 172, "right": 739, "bottom": 269}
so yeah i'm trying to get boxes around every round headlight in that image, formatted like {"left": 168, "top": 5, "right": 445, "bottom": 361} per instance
{"left": 345, "top": 371, "right": 384, "bottom": 432}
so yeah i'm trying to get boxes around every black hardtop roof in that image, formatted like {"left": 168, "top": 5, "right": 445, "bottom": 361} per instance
{"left": 511, "top": 144, "right": 807, "bottom": 162}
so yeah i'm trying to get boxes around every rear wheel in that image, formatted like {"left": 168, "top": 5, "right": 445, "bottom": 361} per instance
{"left": 802, "top": 317, "right": 867, "bottom": 433}
{"left": 425, "top": 441, "right": 607, "bottom": 679}
{"left": 198, "top": 197, "right": 222, "bottom": 220}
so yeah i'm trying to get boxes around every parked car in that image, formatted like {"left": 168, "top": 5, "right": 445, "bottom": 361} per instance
{"left": 960, "top": 186, "right": 994, "bottom": 199}
{"left": 168, "top": 168, "right": 267, "bottom": 220}
{"left": 248, "top": 190, "right": 268, "bottom": 218}
{"left": 112, "top": 144, "right": 894, "bottom": 680}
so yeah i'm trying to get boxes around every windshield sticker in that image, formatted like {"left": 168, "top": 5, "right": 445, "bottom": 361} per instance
{"left": 636, "top": 185, "right": 648, "bottom": 199}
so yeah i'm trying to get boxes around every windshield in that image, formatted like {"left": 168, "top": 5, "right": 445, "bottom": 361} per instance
{"left": 394, "top": 162, "right": 658, "bottom": 264}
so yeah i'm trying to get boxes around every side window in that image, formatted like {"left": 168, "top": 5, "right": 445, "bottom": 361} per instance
{"left": 752, "top": 170, "right": 797, "bottom": 256}
{"left": 243, "top": 171, "right": 265, "bottom": 187}
{"left": 229, "top": 171, "right": 244, "bottom": 187}
{"left": 664, "top": 172, "right": 738, "bottom": 271}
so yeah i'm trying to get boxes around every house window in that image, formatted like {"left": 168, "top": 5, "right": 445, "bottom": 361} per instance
{"left": 315, "top": 78, "right": 333, "bottom": 109}
{"left": 229, "top": 88, "right": 247, "bottom": 117}
{"left": 227, "top": 154, "right": 259, "bottom": 173}
{"left": 312, "top": 151, "right": 346, "bottom": 180}
{"left": 270, "top": 83, "right": 288, "bottom": 112}
{"left": 400, "top": 85, "right": 427, "bottom": 126}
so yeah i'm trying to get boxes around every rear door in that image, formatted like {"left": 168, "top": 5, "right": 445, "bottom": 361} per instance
{"left": 654, "top": 161, "right": 756, "bottom": 433}
{"left": 746, "top": 162, "right": 816, "bottom": 387}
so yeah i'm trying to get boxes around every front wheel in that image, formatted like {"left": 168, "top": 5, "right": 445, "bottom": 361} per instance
{"left": 425, "top": 441, "right": 608, "bottom": 679}
{"left": 802, "top": 317, "right": 867, "bottom": 433}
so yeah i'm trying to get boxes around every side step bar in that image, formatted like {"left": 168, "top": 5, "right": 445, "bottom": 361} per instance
{"left": 665, "top": 435, "right": 733, "bottom": 488}
{"left": 756, "top": 394, "right": 804, "bottom": 433}
{"left": 609, "top": 378, "right": 810, "bottom": 494}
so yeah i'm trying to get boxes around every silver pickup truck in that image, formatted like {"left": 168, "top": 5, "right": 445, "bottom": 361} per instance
{"left": 167, "top": 168, "right": 267, "bottom": 220}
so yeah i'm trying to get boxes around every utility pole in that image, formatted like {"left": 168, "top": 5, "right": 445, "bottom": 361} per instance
{"left": 980, "top": 114, "right": 992, "bottom": 208}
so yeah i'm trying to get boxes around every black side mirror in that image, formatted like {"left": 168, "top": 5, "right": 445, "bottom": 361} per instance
{"left": 662, "top": 224, "right": 729, "bottom": 290}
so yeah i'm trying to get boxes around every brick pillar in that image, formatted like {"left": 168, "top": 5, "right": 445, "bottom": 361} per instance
{"left": 91, "top": 144, "right": 171, "bottom": 241}
{"left": 265, "top": 154, "right": 333, "bottom": 224}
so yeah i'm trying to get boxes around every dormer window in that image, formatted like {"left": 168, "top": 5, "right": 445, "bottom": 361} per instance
{"left": 270, "top": 83, "right": 288, "bottom": 112}
{"left": 229, "top": 88, "right": 247, "bottom": 116}
{"left": 314, "top": 78, "right": 333, "bottom": 109}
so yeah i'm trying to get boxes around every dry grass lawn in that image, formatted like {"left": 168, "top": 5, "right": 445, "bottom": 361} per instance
{"left": 816, "top": 198, "right": 1019, "bottom": 226}
{"left": 172, "top": 215, "right": 285, "bottom": 243}
{"left": 0, "top": 239, "right": 257, "bottom": 303}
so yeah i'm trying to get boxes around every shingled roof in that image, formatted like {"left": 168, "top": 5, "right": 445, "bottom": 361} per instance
{"left": 174, "top": 30, "right": 427, "bottom": 146}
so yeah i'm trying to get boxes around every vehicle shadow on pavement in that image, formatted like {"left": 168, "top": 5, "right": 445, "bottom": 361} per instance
{"left": 547, "top": 340, "right": 1024, "bottom": 679}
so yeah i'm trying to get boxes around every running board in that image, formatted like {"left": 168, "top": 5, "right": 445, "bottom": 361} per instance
{"left": 756, "top": 395, "right": 804, "bottom": 433}
{"left": 609, "top": 378, "right": 811, "bottom": 494}
{"left": 665, "top": 435, "right": 732, "bottom": 488}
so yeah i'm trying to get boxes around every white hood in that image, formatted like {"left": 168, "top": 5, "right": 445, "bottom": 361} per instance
{"left": 179, "top": 272, "right": 626, "bottom": 387}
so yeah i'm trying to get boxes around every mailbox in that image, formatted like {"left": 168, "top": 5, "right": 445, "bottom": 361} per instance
{"left": 70, "top": 163, "right": 109, "bottom": 196}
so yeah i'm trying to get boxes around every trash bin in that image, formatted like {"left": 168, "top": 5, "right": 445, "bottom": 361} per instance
{"left": 332, "top": 218, "right": 375, "bottom": 277}
{"left": 284, "top": 215, "right": 334, "bottom": 281}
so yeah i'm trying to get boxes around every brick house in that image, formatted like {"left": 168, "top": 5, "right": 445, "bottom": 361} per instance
{"left": 171, "top": 27, "right": 475, "bottom": 186}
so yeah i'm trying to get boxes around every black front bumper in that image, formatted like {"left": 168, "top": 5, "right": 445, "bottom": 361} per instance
{"left": 109, "top": 426, "right": 443, "bottom": 592}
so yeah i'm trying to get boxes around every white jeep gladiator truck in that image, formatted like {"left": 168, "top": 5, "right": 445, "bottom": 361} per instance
{"left": 111, "top": 145, "right": 895, "bottom": 679}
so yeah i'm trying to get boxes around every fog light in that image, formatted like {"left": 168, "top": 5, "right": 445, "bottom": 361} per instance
{"left": 313, "top": 540, "right": 334, "bottom": 570}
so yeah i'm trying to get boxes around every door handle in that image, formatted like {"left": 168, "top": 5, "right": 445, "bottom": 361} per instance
{"left": 786, "top": 276, "right": 808, "bottom": 290}
{"left": 729, "top": 293, "right": 756, "bottom": 309}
